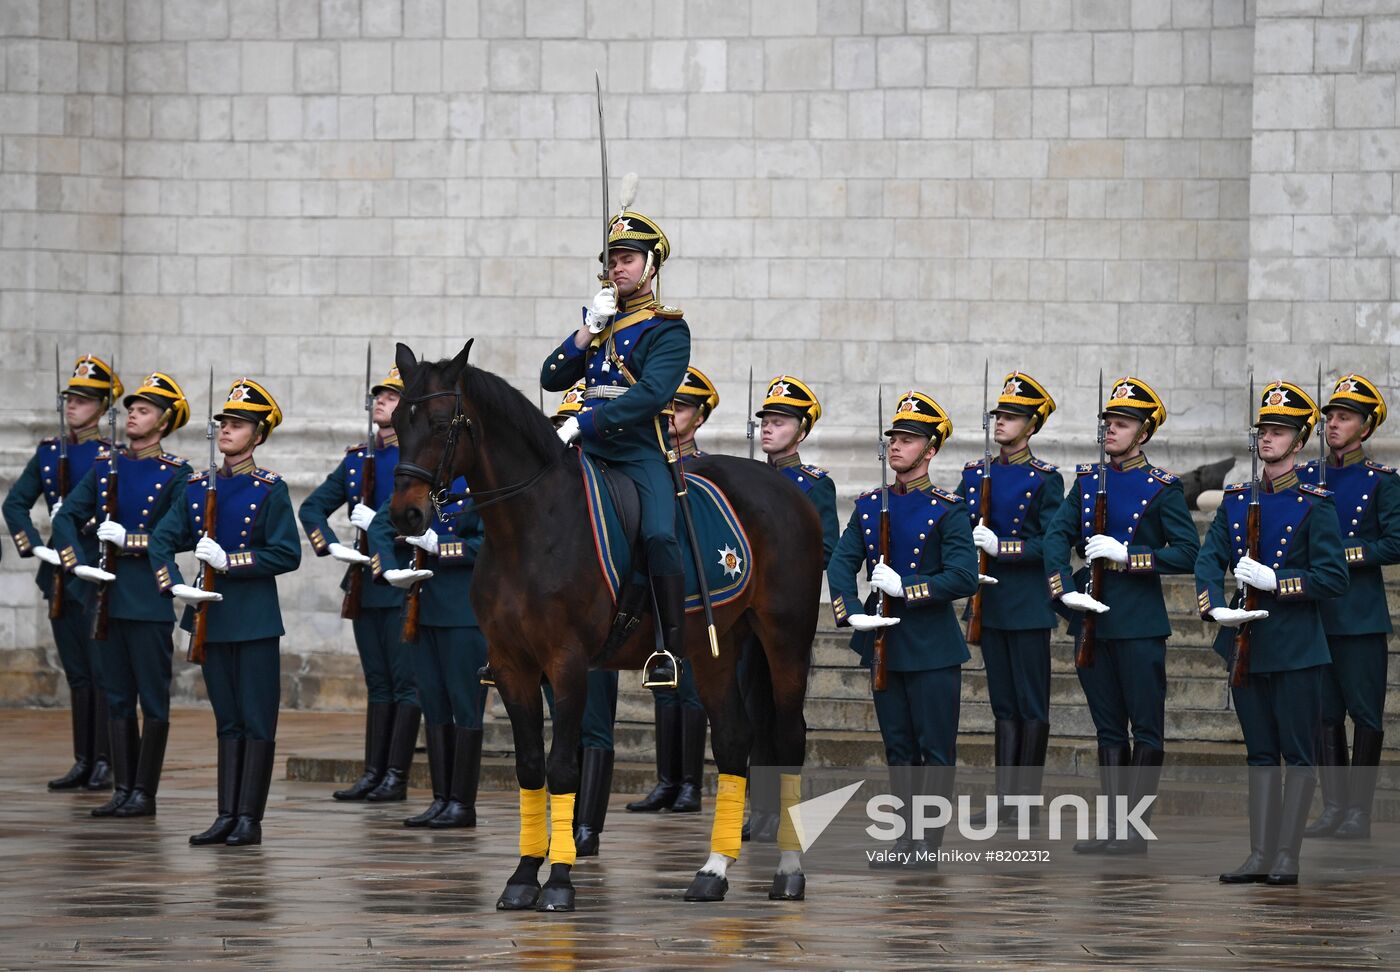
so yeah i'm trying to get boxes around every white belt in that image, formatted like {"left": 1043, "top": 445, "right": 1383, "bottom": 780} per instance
{"left": 583, "top": 386, "right": 628, "bottom": 400}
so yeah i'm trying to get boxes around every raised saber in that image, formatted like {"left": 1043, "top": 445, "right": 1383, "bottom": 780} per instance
{"left": 595, "top": 70, "right": 614, "bottom": 296}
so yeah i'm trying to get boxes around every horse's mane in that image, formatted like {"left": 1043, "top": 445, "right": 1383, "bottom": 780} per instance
{"left": 457, "top": 362, "right": 565, "bottom": 464}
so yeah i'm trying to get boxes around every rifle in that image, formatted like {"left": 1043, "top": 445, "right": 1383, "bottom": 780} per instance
{"left": 1317, "top": 364, "right": 1327, "bottom": 488}
{"left": 92, "top": 356, "right": 119, "bottom": 641}
{"left": 50, "top": 346, "right": 68, "bottom": 620}
{"left": 401, "top": 545, "right": 425, "bottom": 644}
{"left": 1230, "top": 372, "right": 1260, "bottom": 688}
{"left": 966, "top": 361, "right": 991, "bottom": 646}
{"left": 746, "top": 367, "right": 756, "bottom": 460}
{"left": 873, "top": 388, "right": 891, "bottom": 692}
{"left": 341, "top": 343, "right": 374, "bottom": 621}
{"left": 189, "top": 368, "right": 217, "bottom": 665}
{"left": 1076, "top": 370, "right": 1108, "bottom": 669}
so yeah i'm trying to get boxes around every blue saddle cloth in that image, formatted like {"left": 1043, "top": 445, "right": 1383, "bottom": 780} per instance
{"left": 576, "top": 451, "right": 751, "bottom": 613}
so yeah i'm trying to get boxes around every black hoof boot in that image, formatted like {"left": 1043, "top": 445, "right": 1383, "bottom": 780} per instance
{"left": 536, "top": 864, "right": 576, "bottom": 912}
{"left": 768, "top": 872, "right": 806, "bottom": 901}
{"left": 683, "top": 870, "right": 729, "bottom": 902}
{"left": 496, "top": 856, "right": 544, "bottom": 911}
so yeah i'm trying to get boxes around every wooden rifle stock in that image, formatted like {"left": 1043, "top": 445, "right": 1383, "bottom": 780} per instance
{"left": 91, "top": 458, "right": 119, "bottom": 641}
{"left": 1075, "top": 489, "right": 1108, "bottom": 669}
{"left": 872, "top": 508, "right": 891, "bottom": 692}
{"left": 340, "top": 453, "right": 374, "bottom": 620}
{"left": 189, "top": 487, "right": 218, "bottom": 665}
{"left": 1229, "top": 503, "right": 1261, "bottom": 687}
{"left": 401, "top": 546, "right": 425, "bottom": 644}
{"left": 967, "top": 509, "right": 989, "bottom": 646}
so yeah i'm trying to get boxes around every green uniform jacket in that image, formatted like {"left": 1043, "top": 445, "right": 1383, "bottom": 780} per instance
{"left": 368, "top": 475, "right": 484, "bottom": 628}
{"left": 773, "top": 456, "right": 841, "bottom": 566}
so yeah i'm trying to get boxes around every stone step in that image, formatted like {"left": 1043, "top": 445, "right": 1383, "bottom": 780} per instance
{"left": 805, "top": 667, "right": 1232, "bottom": 709}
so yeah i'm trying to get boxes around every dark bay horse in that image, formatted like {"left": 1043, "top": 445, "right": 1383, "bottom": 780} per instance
{"left": 388, "top": 341, "right": 821, "bottom": 912}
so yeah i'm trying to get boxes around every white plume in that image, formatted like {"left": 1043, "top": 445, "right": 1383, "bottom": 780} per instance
{"left": 619, "top": 172, "right": 639, "bottom": 211}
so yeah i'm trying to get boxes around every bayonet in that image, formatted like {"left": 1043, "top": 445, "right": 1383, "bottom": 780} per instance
{"left": 1317, "top": 363, "right": 1326, "bottom": 487}
{"left": 55, "top": 346, "right": 68, "bottom": 465}
{"left": 746, "top": 367, "right": 756, "bottom": 460}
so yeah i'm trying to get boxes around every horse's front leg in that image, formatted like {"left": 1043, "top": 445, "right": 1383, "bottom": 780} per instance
{"left": 535, "top": 649, "right": 588, "bottom": 912}
{"left": 494, "top": 662, "right": 547, "bottom": 911}
{"left": 684, "top": 643, "right": 751, "bottom": 902}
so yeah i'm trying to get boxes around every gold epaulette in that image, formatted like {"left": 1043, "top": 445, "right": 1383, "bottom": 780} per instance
{"left": 654, "top": 305, "right": 684, "bottom": 319}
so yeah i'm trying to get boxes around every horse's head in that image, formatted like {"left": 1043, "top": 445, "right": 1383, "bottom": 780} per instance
{"left": 389, "top": 339, "right": 474, "bottom": 537}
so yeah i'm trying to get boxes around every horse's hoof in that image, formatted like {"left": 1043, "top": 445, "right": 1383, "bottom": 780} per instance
{"left": 768, "top": 872, "right": 806, "bottom": 901}
{"left": 683, "top": 871, "right": 729, "bottom": 902}
{"left": 496, "top": 882, "right": 541, "bottom": 911}
{"left": 536, "top": 881, "right": 576, "bottom": 912}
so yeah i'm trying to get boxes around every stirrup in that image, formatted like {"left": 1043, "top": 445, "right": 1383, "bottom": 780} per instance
{"left": 641, "top": 650, "right": 681, "bottom": 690}
{"left": 476, "top": 663, "right": 496, "bottom": 687}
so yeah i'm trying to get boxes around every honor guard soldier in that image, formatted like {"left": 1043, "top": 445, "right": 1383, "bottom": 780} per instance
{"left": 827, "top": 391, "right": 978, "bottom": 867}
{"left": 4, "top": 354, "right": 122, "bottom": 792}
{"left": 1043, "top": 376, "right": 1200, "bottom": 855}
{"left": 1199, "top": 381, "right": 1348, "bottom": 884}
{"left": 51, "top": 373, "right": 192, "bottom": 817}
{"left": 1297, "top": 374, "right": 1397, "bottom": 840}
{"left": 149, "top": 378, "right": 301, "bottom": 847}
{"left": 541, "top": 195, "right": 692, "bottom": 690}
{"left": 369, "top": 476, "right": 487, "bottom": 829}
{"left": 299, "top": 363, "right": 423, "bottom": 804}
{"left": 957, "top": 372, "right": 1063, "bottom": 826}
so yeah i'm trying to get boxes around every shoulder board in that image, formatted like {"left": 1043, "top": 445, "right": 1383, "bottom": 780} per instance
{"left": 159, "top": 452, "right": 187, "bottom": 467}
{"left": 1366, "top": 459, "right": 1396, "bottom": 474}
{"left": 856, "top": 487, "right": 880, "bottom": 501}
{"left": 1149, "top": 467, "right": 1179, "bottom": 484}
{"left": 96, "top": 445, "right": 113, "bottom": 459}
{"left": 1224, "top": 482, "right": 1247, "bottom": 493}
{"left": 1030, "top": 457, "right": 1058, "bottom": 473}
{"left": 1299, "top": 483, "right": 1331, "bottom": 498}
{"left": 928, "top": 485, "right": 962, "bottom": 504}
{"left": 345, "top": 442, "right": 367, "bottom": 455}
{"left": 40, "top": 436, "right": 58, "bottom": 448}
{"left": 1077, "top": 463, "right": 1095, "bottom": 475}
{"left": 190, "top": 470, "right": 209, "bottom": 484}
{"left": 254, "top": 467, "right": 282, "bottom": 484}
{"left": 654, "top": 305, "right": 683, "bottom": 319}
{"left": 963, "top": 459, "right": 982, "bottom": 470}
{"left": 800, "top": 463, "right": 829, "bottom": 479}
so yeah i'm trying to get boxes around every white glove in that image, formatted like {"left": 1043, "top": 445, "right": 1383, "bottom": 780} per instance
{"left": 1084, "top": 534, "right": 1129, "bottom": 565}
{"left": 349, "top": 503, "right": 377, "bottom": 533}
{"left": 49, "top": 498, "right": 63, "bottom": 517}
{"left": 406, "top": 529, "right": 439, "bottom": 556}
{"left": 869, "top": 560, "right": 904, "bottom": 598}
{"left": 584, "top": 287, "right": 617, "bottom": 333}
{"left": 97, "top": 520, "right": 127, "bottom": 548}
{"left": 1235, "top": 556, "right": 1278, "bottom": 592}
{"left": 978, "top": 574, "right": 999, "bottom": 586}
{"left": 328, "top": 542, "right": 370, "bottom": 565}
{"left": 972, "top": 524, "right": 999, "bottom": 556}
{"left": 1060, "top": 591, "right": 1110, "bottom": 614}
{"left": 74, "top": 565, "right": 115, "bottom": 583}
{"left": 171, "top": 583, "right": 222, "bottom": 605}
{"left": 848, "top": 614, "right": 901, "bottom": 632}
{"left": 384, "top": 568, "right": 433, "bottom": 589}
{"left": 557, "top": 415, "right": 580, "bottom": 445}
{"left": 195, "top": 536, "right": 229, "bottom": 572}
{"left": 1210, "top": 606, "right": 1270, "bottom": 628}
{"left": 32, "top": 545, "right": 61, "bottom": 566}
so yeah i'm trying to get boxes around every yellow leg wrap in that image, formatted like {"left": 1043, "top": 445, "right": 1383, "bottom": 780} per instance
{"left": 709, "top": 773, "right": 747, "bottom": 860}
{"left": 549, "top": 791, "right": 577, "bottom": 866}
{"left": 519, "top": 786, "right": 548, "bottom": 859}
{"left": 776, "top": 772, "right": 803, "bottom": 852}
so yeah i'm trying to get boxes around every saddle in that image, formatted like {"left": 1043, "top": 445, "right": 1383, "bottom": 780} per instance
{"left": 591, "top": 459, "right": 651, "bottom": 664}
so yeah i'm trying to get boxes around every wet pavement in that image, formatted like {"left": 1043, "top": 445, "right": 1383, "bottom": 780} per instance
{"left": 2, "top": 707, "right": 1398, "bottom": 970}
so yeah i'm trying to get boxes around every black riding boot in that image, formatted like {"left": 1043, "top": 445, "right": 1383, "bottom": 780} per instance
{"left": 49, "top": 686, "right": 94, "bottom": 790}
{"left": 190, "top": 737, "right": 243, "bottom": 845}
{"left": 91, "top": 719, "right": 140, "bottom": 817}
{"left": 870, "top": 765, "right": 915, "bottom": 868}
{"left": 909, "top": 765, "right": 955, "bottom": 868}
{"left": 1264, "top": 769, "right": 1317, "bottom": 884}
{"left": 1221, "top": 767, "right": 1281, "bottom": 883}
{"left": 114, "top": 719, "right": 169, "bottom": 818}
{"left": 642, "top": 572, "right": 686, "bottom": 689}
{"left": 969, "top": 719, "right": 1021, "bottom": 827}
{"left": 1335, "top": 727, "right": 1383, "bottom": 840}
{"left": 1304, "top": 723, "right": 1349, "bottom": 838}
{"left": 1105, "top": 744, "right": 1164, "bottom": 854}
{"left": 670, "top": 707, "right": 707, "bottom": 813}
{"left": 404, "top": 723, "right": 452, "bottom": 827}
{"left": 429, "top": 727, "right": 482, "bottom": 828}
{"left": 366, "top": 703, "right": 421, "bottom": 802}
{"left": 225, "top": 739, "right": 276, "bottom": 846}
{"left": 335, "top": 702, "right": 393, "bottom": 801}
{"left": 85, "top": 692, "right": 112, "bottom": 790}
{"left": 626, "top": 702, "right": 680, "bottom": 812}
{"left": 1017, "top": 719, "right": 1051, "bottom": 829}
{"left": 1074, "top": 744, "right": 1130, "bottom": 853}
{"left": 574, "top": 747, "right": 615, "bottom": 857}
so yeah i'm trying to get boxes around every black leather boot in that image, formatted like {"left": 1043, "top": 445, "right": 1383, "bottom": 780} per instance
{"left": 574, "top": 747, "right": 615, "bottom": 857}
{"left": 870, "top": 765, "right": 915, "bottom": 869}
{"left": 429, "top": 726, "right": 482, "bottom": 828}
{"left": 366, "top": 703, "right": 421, "bottom": 802}
{"left": 1304, "top": 723, "right": 1349, "bottom": 838}
{"left": 1074, "top": 744, "right": 1130, "bottom": 853}
{"left": 404, "top": 723, "right": 451, "bottom": 827}
{"left": 84, "top": 691, "right": 112, "bottom": 790}
{"left": 190, "top": 737, "right": 243, "bottom": 845}
{"left": 670, "top": 707, "right": 707, "bottom": 813}
{"left": 642, "top": 572, "right": 686, "bottom": 689}
{"left": 225, "top": 739, "right": 276, "bottom": 846}
{"left": 969, "top": 719, "right": 1021, "bottom": 827}
{"left": 744, "top": 762, "right": 781, "bottom": 843}
{"left": 114, "top": 719, "right": 169, "bottom": 817}
{"left": 1105, "top": 744, "right": 1164, "bottom": 855}
{"left": 626, "top": 702, "right": 680, "bottom": 812}
{"left": 49, "top": 686, "right": 94, "bottom": 790}
{"left": 335, "top": 702, "right": 392, "bottom": 801}
{"left": 1017, "top": 719, "right": 1051, "bottom": 829}
{"left": 91, "top": 719, "right": 139, "bottom": 817}
{"left": 1264, "top": 769, "right": 1317, "bottom": 884}
{"left": 1335, "top": 726, "right": 1383, "bottom": 840}
{"left": 1221, "top": 767, "right": 1280, "bottom": 883}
